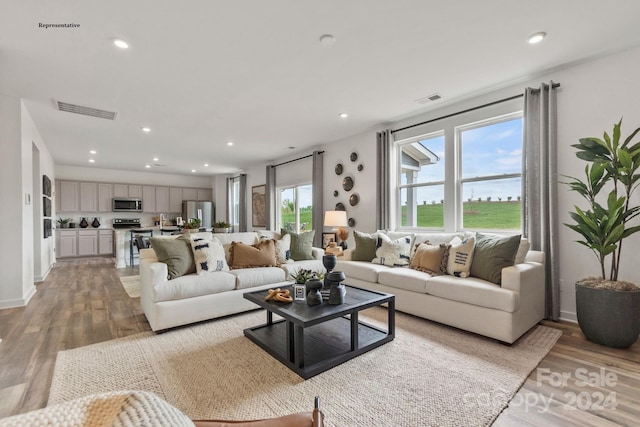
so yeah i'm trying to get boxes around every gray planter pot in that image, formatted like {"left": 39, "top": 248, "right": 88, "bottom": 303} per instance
{"left": 575, "top": 282, "right": 640, "bottom": 348}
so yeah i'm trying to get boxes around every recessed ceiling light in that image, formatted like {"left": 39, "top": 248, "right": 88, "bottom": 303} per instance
{"left": 145, "top": 164, "right": 151, "bottom": 168}
{"left": 113, "top": 39, "right": 129, "bottom": 49}
{"left": 153, "top": 157, "right": 159, "bottom": 162}
{"left": 191, "top": 169, "right": 196, "bottom": 173}
{"left": 204, "top": 163, "right": 209, "bottom": 167}
{"left": 339, "top": 112, "right": 349, "bottom": 118}
{"left": 226, "top": 141, "right": 234, "bottom": 146}
{"left": 142, "top": 127, "right": 151, "bottom": 133}
{"left": 528, "top": 32, "right": 546, "bottom": 44}
{"left": 89, "top": 150, "right": 97, "bottom": 154}
{"left": 319, "top": 34, "right": 336, "bottom": 46}
{"left": 88, "top": 159, "right": 95, "bottom": 163}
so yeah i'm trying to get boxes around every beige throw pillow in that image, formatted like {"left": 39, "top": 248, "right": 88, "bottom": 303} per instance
{"left": 260, "top": 233, "right": 291, "bottom": 265}
{"left": 229, "top": 240, "right": 277, "bottom": 269}
{"left": 410, "top": 242, "right": 449, "bottom": 275}
{"left": 446, "top": 236, "right": 475, "bottom": 278}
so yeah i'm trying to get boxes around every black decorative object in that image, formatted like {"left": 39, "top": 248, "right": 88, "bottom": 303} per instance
{"left": 335, "top": 202, "right": 345, "bottom": 211}
{"left": 324, "top": 271, "right": 346, "bottom": 305}
{"left": 43, "top": 196, "right": 51, "bottom": 217}
{"left": 79, "top": 217, "right": 89, "bottom": 228}
{"left": 350, "top": 152, "right": 358, "bottom": 162}
{"left": 329, "top": 282, "right": 347, "bottom": 305}
{"left": 43, "top": 219, "right": 51, "bottom": 238}
{"left": 91, "top": 217, "right": 101, "bottom": 228}
{"left": 349, "top": 193, "right": 359, "bottom": 206}
{"left": 334, "top": 163, "right": 343, "bottom": 175}
{"left": 342, "top": 176, "right": 354, "bottom": 191}
{"left": 42, "top": 175, "right": 52, "bottom": 197}
{"left": 348, "top": 217, "right": 356, "bottom": 227}
{"left": 323, "top": 254, "right": 337, "bottom": 273}
{"left": 306, "top": 278, "right": 324, "bottom": 306}
{"left": 333, "top": 190, "right": 339, "bottom": 197}
{"left": 357, "top": 163, "right": 364, "bottom": 171}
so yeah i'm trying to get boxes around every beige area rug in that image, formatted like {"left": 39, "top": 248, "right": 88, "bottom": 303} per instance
{"left": 49, "top": 308, "right": 561, "bottom": 426}
{"left": 119, "top": 275, "right": 140, "bottom": 298}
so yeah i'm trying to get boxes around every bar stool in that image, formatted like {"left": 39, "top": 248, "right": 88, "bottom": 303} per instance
{"left": 130, "top": 229, "right": 153, "bottom": 266}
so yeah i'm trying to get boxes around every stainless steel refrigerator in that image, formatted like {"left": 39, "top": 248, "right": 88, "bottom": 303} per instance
{"left": 182, "top": 201, "right": 214, "bottom": 229}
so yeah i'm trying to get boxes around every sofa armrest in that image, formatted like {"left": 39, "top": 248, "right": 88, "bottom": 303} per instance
{"left": 501, "top": 261, "right": 545, "bottom": 320}
{"left": 311, "top": 247, "right": 325, "bottom": 260}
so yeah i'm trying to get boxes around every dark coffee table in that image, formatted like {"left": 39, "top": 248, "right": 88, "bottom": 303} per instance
{"left": 243, "top": 285, "right": 395, "bottom": 379}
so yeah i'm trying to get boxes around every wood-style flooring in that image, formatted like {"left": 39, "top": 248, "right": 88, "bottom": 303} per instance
{"left": 0, "top": 257, "right": 638, "bottom": 426}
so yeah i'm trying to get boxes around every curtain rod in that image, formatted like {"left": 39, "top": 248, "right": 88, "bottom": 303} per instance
{"left": 391, "top": 82, "right": 560, "bottom": 134}
{"left": 270, "top": 150, "right": 324, "bottom": 168}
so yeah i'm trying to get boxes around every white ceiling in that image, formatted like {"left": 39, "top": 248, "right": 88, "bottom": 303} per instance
{"left": 3, "top": 1, "right": 640, "bottom": 176}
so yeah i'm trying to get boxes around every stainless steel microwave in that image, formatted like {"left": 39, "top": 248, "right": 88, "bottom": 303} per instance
{"left": 112, "top": 197, "right": 143, "bottom": 212}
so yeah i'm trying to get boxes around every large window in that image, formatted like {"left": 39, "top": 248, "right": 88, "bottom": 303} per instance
{"left": 278, "top": 184, "right": 312, "bottom": 233}
{"left": 395, "top": 110, "right": 522, "bottom": 232}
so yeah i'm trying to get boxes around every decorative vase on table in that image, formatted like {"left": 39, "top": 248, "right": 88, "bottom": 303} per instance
{"left": 324, "top": 270, "right": 346, "bottom": 304}
{"left": 305, "top": 278, "right": 324, "bottom": 306}
{"left": 79, "top": 217, "right": 89, "bottom": 228}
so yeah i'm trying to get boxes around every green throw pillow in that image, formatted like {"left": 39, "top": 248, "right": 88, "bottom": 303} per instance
{"left": 149, "top": 235, "right": 196, "bottom": 280}
{"left": 281, "top": 229, "right": 315, "bottom": 260}
{"left": 470, "top": 233, "right": 521, "bottom": 285}
{"left": 352, "top": 230, "right": 378, "bottom": 261}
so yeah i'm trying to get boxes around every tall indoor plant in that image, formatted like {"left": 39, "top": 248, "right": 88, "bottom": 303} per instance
{"left": 564, "top": 119, "right": 640, "bottom": 348}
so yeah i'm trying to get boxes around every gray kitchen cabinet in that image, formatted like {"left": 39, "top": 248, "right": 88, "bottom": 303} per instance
{"left": 57, "top": 230, "right": 77, "bottom": 257}
{"left": 113, "top": 184, "right": 128, "bottom": 198}
{"left": 77, "top": 230, "right": 98, "bottom": 256}
{"left": 182, "top": 188, "right": 197, "bottom": 200}
{"left": 155, "top": 186, "right": 170, "bottom": 213}
{"left": 142, "top": 186, "right": 156, "bottom": 213}
{"left": 98, "top": 230, "right": 113, "bottom": 255}
{"left": 169, "top": 187, "right": 182, "bottom": 213}
{"left": 79, "top": 182, "right": 97, "bottom": 212}
{"left": 97, "top": 183, "right": 113, "bottom": 212}
{"left": 128, "top": 185, "right": 142, "bottom": 198}
{"left": 197, "top": 188, "right": 212, "bottom": 201}
{"left": 59, "top": 181, "right": 79, "bottom": 212}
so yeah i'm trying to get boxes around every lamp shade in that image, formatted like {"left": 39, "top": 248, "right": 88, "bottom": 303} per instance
{"left": 324, "top": 210, "right": 348, "bottom": 227}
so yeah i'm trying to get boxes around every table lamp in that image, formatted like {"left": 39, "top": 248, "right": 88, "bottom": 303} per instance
{"left": 324, "top": 210, "right": 349, "bottom": 249}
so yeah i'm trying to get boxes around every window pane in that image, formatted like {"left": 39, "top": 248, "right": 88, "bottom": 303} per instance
{"left": 279, "top": 184, "right": 313, "bottom": 232}
{"left": 400, "top": 185, "right": 444, "bottom": 228}
{"left": 280, "top": 188, "right": 295, "bottom": 231}
{"left": 462, "top": 178, "right": 521, "bottom": 230}
{"left": 461, "top": 118, "right": 522, "bottom": 179}
{"left": 400, "top": 134, "right": 444, "bottom": 185}
{"left": 299, "top": 184, "right": 313, "bottom": 231}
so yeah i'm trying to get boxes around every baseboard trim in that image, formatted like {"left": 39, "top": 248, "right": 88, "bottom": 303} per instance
{"left": 34, "top": 264, "right": 52, "bottom": 283}
{"left": 0, "top": 285, "right": 37, "bottom": 309}
{"left": 560, "top": 310, "right": 577, "bottom": 323}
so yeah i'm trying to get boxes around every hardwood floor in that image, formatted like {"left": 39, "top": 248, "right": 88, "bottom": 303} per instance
{"left": 0, "top": 258, "right": 638, "bottom": 426}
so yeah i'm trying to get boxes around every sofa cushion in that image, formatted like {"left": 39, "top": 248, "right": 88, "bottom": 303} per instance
{"left": 446, "top": 236, "right": 475, "bottom": 278}
{"left": 372, "top": 234, "right": 412, "bottom": 267}
{"left": 153, "top": 271, "right": 236, "bottom": 302}
{"left": 190, "top": 236, "right": 229, "bottom": 274}
{"left": 281, "top": 229, "right": 315, "bottom": 260}
{"left": 336, "top": 260, "right": 392, "bottom": 283}
{"left": 424, "top": 275, "right": 519, "bottom": 313}
{"left": 149, "top": 235, "right": 196, "bottom": 280}
{"left": 352, "top": 230, "right": 378, "bottom": 261}
{"left": 378, "top": 268, "right": 431, "bottom": 293}
{"left": 230, "top": 240, "right": 277, "bottom": 269}
{"left": 410, "top": 242, "right": 448, "bottom": 275}
{"left": 470, "top": 233, "right": 521, "bottom": 285}
{"left": 230, "top": 267, "right": 287, "bottom": 290}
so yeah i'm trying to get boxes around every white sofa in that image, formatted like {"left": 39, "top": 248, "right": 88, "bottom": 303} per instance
{"left": 335, "top": 231, "right": 545, "bottom": 344}
{"left": 140, "top": 231, "right": 324, "bottom": 331}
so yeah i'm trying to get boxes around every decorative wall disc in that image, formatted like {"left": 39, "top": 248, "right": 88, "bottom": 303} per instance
{"left": 335, "top": 202, "right": 346, "bottom": 211}
{"left": 350, "top": 152, "right": 358, "bottom": 162}
{"left": 333, "top": 190, "right": 339, "bottom": 197}
{"left": 335, "top": 163, "right": 343, "bottom": 175}
{"left": 357, "top": 163, "right": 364, "bottom": 172}
{"left": 342, "top": 176, "right": 354, "bottom": 191}
{"left": 348, "top": 217, "right": 356, "bottom": 227}
{"left": 349, "top": 193, "right": 360, "bottom": 206}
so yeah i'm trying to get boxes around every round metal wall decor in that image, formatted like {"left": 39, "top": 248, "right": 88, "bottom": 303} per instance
{"left": 342, "top": 176, "right": 354, "bottom": 192}
{"left": 350, "top": 152, "right": 358, "bottom": 162}
{"left": 334, "top": 163, "right": 343, "bottom": 175}
{"left": 348, "top": 217, "right": 356, "bottom": 227}
{"left": 357, "top": 163, "right": 364, "bottom": 172}
{"left": 335, "top": 202, "right": 346, "bottom": 211}
{"left": 333, "top": 190, "right": 339, "bottom": 197}
{"left": 349, "top": 193, "right": 359, "bottom": 206}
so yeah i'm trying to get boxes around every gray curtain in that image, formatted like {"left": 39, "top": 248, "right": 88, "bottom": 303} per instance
{"left": 265, "top": 165, "right": 276, "bottom": 230}
{"left": 312, "top": 150, "right": 324, "bottom": 247}
{"left": 522, "top": 82, "right": 560, "bottom": 320}
{"left": 376, "top": 130, "right": 391, "bottom": 230}
{"left": 238, "top": 174, "right": 247, "bottom": 232}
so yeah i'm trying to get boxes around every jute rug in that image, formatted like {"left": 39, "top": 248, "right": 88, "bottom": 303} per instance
{"left": 49, "top": 308, "right": 561, "bottom": 426}
{"left": 118, "top": 275, "right": 140, "bottom": 298}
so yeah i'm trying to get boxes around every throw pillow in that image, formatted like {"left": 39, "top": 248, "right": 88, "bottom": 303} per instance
{"left": 446, "top": 236, "right": 475, "bottom": 278}
{"left": 410, "top": 242, "right": 449, "bottom": 275}
{"left": 149, "top": 235, "right": 196, "bottom": 280}
{"left": 259, "top": 233, "right": 291, "bottom": 265}
{"left": 470, "top": 233, "right": 521, "bottom": 285}
{"left": 190, "top": 236, "right": 229, "bottom": 274}
{"left": 352, "top": 230, "right": 378, "bottom": 261}
{"left": 229, "top": 240, "right": 277, "bottom": 269}
{"left": 515, "top": 238, "right": 531, "bottom": 264}
{"left": 372, "top": 234, "right": 412, "bottom": 267}
{"left": 281, "top": 229, "right": 315, "bottom": 260}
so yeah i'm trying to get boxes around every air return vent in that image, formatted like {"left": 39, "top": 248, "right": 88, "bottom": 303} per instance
{"left": 415, "top": 93, "right": 443, "bottom": 104}
{"left": 54, "top": 100, "right": 117, "bottom": 120}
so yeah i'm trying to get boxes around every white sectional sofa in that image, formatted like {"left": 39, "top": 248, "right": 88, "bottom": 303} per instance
{"left": 335, "top": 231, "right": 545, "bottom": 344}
{"left": 140, "top": 231, "right": 324, "bottom": 331}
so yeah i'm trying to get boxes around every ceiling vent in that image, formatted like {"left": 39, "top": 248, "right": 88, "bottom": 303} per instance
{"left": 415, "top": 93, "right": 443, "bottom": 104}
{"left": 54, "top": 100, "right": 118, "bottom": 120}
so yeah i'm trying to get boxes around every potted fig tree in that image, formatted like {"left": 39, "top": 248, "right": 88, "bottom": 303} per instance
{"left": 564, "top": 119, "right": 640, "bottom": 348}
